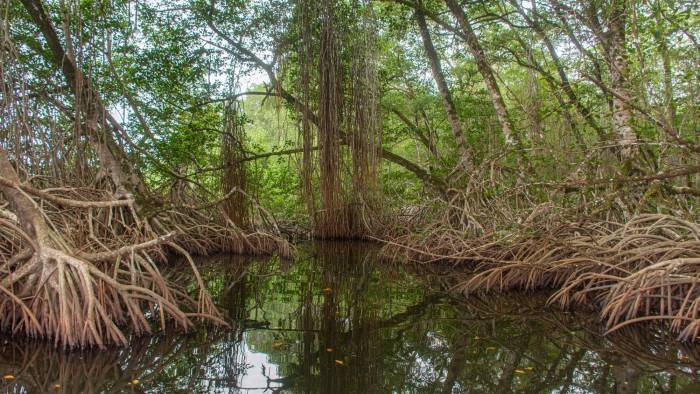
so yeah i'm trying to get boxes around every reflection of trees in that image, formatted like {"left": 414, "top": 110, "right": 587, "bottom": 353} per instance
{"left": 236, "top": 242, "right": 699, "bottom": 393}
{"left": 0, "top": 330, "right": 232, "bottom": 394}
{"left": 436, "top": 294, "right": 700, "bottom": 393}
{"left": 1, "top": 245, "right": 698, "bottom": 393}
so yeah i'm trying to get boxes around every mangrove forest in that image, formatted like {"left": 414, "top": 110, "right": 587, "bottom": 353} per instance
{"left": 0, "top": 0, "right": 698, "bottom": 392}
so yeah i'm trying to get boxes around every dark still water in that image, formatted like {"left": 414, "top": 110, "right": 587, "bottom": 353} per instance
{"left": 1, "top": 242, "right": 699, "bottom": 393}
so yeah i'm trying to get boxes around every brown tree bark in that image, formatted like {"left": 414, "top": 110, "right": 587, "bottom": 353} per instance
{"left": 415, "top": 9, "right": 473, "bottom": 168}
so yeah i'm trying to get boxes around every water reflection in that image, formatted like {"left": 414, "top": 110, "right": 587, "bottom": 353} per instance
{"left": 0, "top": 241, "right": 698, "bottom": 393}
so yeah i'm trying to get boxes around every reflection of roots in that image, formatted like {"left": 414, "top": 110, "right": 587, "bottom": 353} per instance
{"left": 0, "top": 323, "right": 244, "bottom": 393}
{"left": 453, "top": 294, "right": 700, "bottom": 377}
{"left": 382, "top": 214, "right": 700, "bottom": 341}
{"left": 0, "top": 331, "right": 192, "bottom": 393}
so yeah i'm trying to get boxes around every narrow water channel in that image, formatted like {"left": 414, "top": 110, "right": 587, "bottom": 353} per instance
{"left": 1, "top": 242, "right": 698, "bottom": 393}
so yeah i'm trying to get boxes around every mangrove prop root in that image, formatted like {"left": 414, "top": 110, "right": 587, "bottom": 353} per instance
{"left": 0, "top": 182, "right": 289, "bottom": 348}
{"left": 381, "top": 214, "right": 700, "bottom": 342}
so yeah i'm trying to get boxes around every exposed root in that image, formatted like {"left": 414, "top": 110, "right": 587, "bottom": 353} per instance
{"left": 381, "top": 214, "right": 700, "bottom": 342}
{"left": 0, "top": 179, "right": 285, "bottom": 348}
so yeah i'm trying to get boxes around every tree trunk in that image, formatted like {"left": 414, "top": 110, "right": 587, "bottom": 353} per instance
{"left": 415, "top": 10, "right": 473, "bottom": 168}
{"left": 583, "top": 0, "right": 638, "bottom": 159}
{"left": 653, "top": 3, "right": 676, "bottom": 127}
{"left": 605, "top": 0, "right": 638, "bottom": 159}
{"left": 444, "top": 0, "right": 518, "bottom": 145}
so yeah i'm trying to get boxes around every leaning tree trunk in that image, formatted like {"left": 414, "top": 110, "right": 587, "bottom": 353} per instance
{"left": 415, "top": 10, "right": 473, "bottom": 169}
{"left": 0, "top": 150, "right": 52, "bottom": 246}
{"left": 510, "top": 0, "right": 606, "bottom": 140}
{"left": 19, "top": 0, "right": 147, "bottom": 199}
{"left": 444, "top": 0, "right": 518, "bottom": 146}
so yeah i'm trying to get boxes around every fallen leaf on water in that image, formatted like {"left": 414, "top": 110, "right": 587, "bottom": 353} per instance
{"left": 486, "top": 347, "right": 496, "bottom": 351}
{"left": 131, "top": 379, "right": 140, "bottom": 385}
{"left": 323, "top": 288, "right": 333, "bottom": 293}
{"left": 525, "top": 367, "right": 534, "bottom": 371}
{"left": 3, "top": 374, "right": 14, "bottom": 381}
{"left": 515, "top": 369, "right": 526, "bottom": 374}
{"left": 53, "top": 384, "right": 61, "bottom": 389}
{"left": 334, "top": 360, "right": 344, "bottom": 366}
{"left": 273, "top": 341, "right": 284, "bottom": 348}
{"left": 325, "top": 348, "right": 334, "bottom": 352}
{"left": 473, "top": 336, "right": 481, "bottom": 340}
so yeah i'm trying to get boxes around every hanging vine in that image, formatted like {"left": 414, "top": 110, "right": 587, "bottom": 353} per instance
{"left": 295, "top": 0, "right": 381, "bottom": 239}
